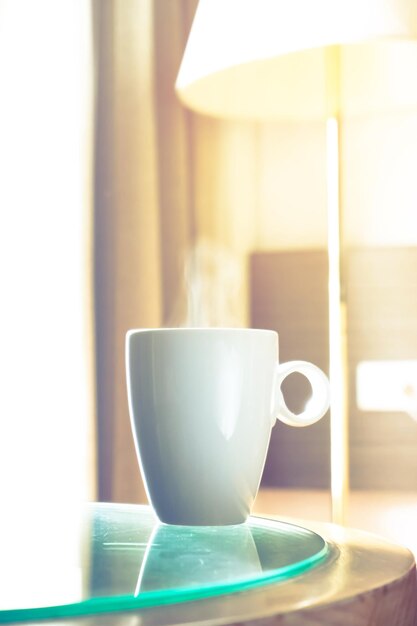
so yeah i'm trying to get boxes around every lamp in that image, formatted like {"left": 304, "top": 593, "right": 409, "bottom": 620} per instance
{"left": 175, "top": 0, "right": 417, "bottom": 523}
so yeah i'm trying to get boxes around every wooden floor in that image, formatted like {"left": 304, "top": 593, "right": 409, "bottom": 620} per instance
{"left": 254, "top": 488, "right": 417, "bottom": 556}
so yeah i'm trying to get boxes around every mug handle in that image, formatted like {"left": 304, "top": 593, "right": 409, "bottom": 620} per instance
{"left": 272, "top": 360, "right": 330, "bottom": 427}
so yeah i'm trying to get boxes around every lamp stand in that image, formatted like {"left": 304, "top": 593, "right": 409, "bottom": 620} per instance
{"left": 326, "top": 116, "right": 349, "bottom": 525}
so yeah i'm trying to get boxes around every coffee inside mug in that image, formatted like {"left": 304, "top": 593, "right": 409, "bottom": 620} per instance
{"left": 126, "top": 328, "right": 330, "bottom": 525}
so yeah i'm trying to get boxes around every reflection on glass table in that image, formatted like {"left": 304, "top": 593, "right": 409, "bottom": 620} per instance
{"left": 0, "top": 503, "right": 329, "bottom": 623}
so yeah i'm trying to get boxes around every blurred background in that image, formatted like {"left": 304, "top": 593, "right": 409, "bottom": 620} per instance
{"left": 1, "top": 0, "right": 417, "bottom": 553}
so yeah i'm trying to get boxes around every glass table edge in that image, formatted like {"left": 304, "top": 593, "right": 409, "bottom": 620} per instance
{"left": 0, "top": 511, "right": 332, "bottom": 624}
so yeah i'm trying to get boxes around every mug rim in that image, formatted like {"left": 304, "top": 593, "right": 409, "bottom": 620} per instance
{"left": 126, "top": 327, "right": 277, "bottom": 339}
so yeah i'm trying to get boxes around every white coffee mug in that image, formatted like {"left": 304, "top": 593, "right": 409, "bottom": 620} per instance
{"left": 126, "top": 328, "right": 330, "bottom": 526}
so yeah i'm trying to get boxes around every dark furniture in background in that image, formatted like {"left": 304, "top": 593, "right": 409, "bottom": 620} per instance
{"left": 250, "top": 247, "right": 417, "bottom": 490}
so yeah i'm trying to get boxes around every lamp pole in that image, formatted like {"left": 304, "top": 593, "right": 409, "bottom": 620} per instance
{"left": 326, "top": 113, "right": 349, "bottom": 525}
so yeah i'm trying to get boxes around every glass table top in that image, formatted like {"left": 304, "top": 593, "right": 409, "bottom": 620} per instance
{"left": 0, "top": 503, "right": 329, "bottom": 623}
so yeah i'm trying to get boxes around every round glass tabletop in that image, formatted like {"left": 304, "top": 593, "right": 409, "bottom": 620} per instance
{"left": 0, "top": 503, "right": 329, "bottom": 623}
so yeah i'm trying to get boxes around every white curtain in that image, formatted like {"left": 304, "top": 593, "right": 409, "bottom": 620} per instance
{"left": 0, "top": 0, "right": 96, "bottom": 505}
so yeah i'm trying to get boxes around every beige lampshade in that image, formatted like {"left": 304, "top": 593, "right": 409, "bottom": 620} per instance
{"left": 176, "top": 0, "right": 417, "bottom": 120}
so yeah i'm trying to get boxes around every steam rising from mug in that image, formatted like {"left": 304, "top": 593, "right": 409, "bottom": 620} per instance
{"left": 126, "top": 328, "right": 330, "bottom": 526}
{"left": 168, "top": 239, "right": 246, "bottom": 328}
